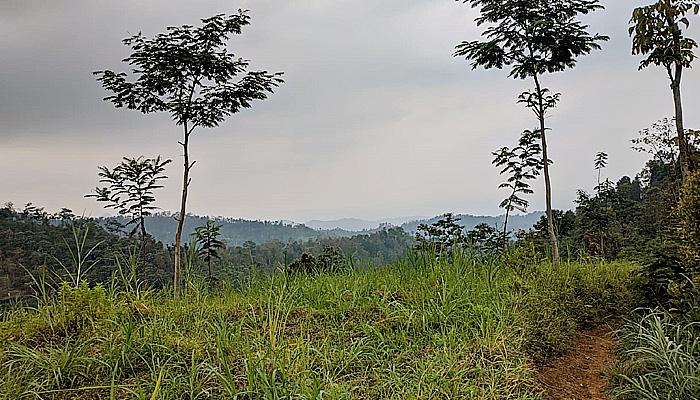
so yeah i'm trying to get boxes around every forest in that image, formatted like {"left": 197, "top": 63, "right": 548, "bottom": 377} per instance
{"left": 1, "top": 0, "right": 700, "bottom": 399}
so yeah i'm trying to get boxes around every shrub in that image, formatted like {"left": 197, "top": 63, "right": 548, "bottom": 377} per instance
{"left": 285, "top": 253, "right": 317, "bottom": 276}
{"left": 52, "top": 281, "right": 111, "bottom": 338}
{"left": 286, "top": 247, "right": 347, "bottom": 276}
{"left": 519, "top": 262, "right": 641, "bottom": 361}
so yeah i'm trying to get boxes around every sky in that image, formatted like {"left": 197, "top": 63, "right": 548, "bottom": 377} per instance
{"left": 1, "top": 0, "right": 698, "bottom": 223}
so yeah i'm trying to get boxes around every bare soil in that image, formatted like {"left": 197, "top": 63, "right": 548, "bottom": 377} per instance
{"left": 536, "top": 325, "right": 616, "bottom": 400}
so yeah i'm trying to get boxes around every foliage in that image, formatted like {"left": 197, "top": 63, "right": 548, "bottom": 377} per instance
{"left": 55, "top": 221, "right": 104, "bottom": 288}
{"left": 492, "top": 129, "right": 542, "bottom": 250}
{"left": 629, "top": 0, "right": 699, "bottom": 71}
{"left": 630, "top": 0, "right": 699, "bottom": 180}
{"left": 454, "top": 0, "right": 608, "bottom": 79}
{"left": 414, "top": 213, "right": 465, "bottom": 254}
{"left": 414, "top": 214, "right": 503, "bottom": 257}
{"left": 285, "top": 253, "right": 317, "bottom": 276}
{"left": 522, "top": 261, "right": 642, "bottom": 361}
{"left": 87, "top": 156, "right": 171, "bottom": 230}
{"left": 53, "top": 281, "right": 111, "bottom": 339}
{"left": 455, "top": 0, "right": 608, "bottom": 264}
{"left": 190, "top": 221, "right": 226, "bottom": 284}
{"left": 671, "top": 171, "right": 700, "bottom": 316}
{"left": 285, "top": 246, "right": 347, "bottom": 276}
{"left": 594, "top": 151, "right": 609, "bottom": 196}
{"left": 95, "top": 11, "right": 284, "bottom": 298}
{"left": 94, "top": 12, "right": 284, "bottom": 127}
{"left": 87, "top": 155, "right": 171, "bottom": 283}
{"left": 0, "top": 204, "right": 174, "bottom": 302}
{"left": 466, "top": 223, "right": 502, "bottom": 255}
{"left": 316, "top": 246, "right": 347, "bottom": 274}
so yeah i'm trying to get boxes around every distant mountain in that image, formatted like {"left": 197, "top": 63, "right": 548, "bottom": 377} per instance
{"left": 100, "top": 213, "right": 357, "bottom": 246}
{"left": 99, "top": 211, "right": 544, "bottom": 246}
{"left": 400, "top": 212, "right": 544, "bottom": 234}
{"left": 305, "top": 216, "right": 426, "bottom": 231}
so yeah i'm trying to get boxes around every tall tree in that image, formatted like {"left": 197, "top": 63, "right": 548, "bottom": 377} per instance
{"left": 594, "top": 151, "right": 608, "bottom": 198}
{"left": 87, "top": 155, "right": 171, "bottom": 282}
{"left": 492, "top": 129, "right": 542, "bottom": 251}
{"left": 95, "top": 11, "right": 284, "bottom": 298}
{"left": 454, "top": 0, "right": 608, "bottom": 263}
{"left": 190, "top": 221, "right": 225, "bottom": 286}
{"left": 630, "top": 0, "right": 699, "bottom": 183}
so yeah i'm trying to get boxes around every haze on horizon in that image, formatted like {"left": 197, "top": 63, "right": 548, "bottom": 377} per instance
{"left": 1, "top": 0, "right": 698, "bottom": 222}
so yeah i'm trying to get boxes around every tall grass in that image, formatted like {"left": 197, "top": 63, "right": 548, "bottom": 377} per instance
{"left": 612, "top": 309, "right": 700, "bottom": 400}
{"left": 0, "top": 249, "right": 640, "bottom": 399}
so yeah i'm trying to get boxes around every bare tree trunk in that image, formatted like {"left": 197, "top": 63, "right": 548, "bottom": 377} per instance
{"left": 533, "top": 74, "right": 560, "bottom": 264}
{"left": 671, "top": 65, "right": 690, "bottom": 183}
{"left": 208, "top": 256, "right": 212, "bottom": 288}
{"left": 140, "top": 217, "right": 147, "bottom": 285}
{"left": 174, "top": 129, "right": 191, "bottom": 299}
{"left": 663, "top": 0, "right": 690, "bottom": 183}
{"left": 502, "top": 205, "right": 511, "bottom": 254}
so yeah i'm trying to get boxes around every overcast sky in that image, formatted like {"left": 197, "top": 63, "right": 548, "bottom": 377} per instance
{"left": 1, "top": 0, "right": 698, "bottom": 222}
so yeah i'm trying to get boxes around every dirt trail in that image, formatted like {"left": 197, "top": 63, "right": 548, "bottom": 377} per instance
{"left": 536, "top": 325, "right": 616, "bottom": 400}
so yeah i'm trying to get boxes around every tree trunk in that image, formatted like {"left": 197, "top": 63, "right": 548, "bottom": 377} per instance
{"left": 671, "top": 65, "right": 690, "bottom": 183}
{"left": 502, "top": 204, "right": 511, "bottom": 253}
{"left": 664, "top": 0, "right": 690, "bottom": 183}
{"left": 140, "top": 217, "right": 147, "bottom": 285}
{"left": 174, "top": 130, "right": 191, "bottom": 299}
{"left": 533, "top": 74, "right": 560, "bottom": 264}
{"left": 208, "top": 256, "right": 212, "bottom": 288}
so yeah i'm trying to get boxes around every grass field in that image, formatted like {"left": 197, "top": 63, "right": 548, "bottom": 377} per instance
{"left": 0, "top": 251, "right": 640, "bottom": 399}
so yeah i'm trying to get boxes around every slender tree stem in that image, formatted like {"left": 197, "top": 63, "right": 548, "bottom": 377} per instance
{"left": 533, "top": 73, "right": 560, "bottom": 264}
{"left": 174, "top": 126, "right": 190, "bottom": 300}
{"left": 671, "top": 65, "right": 689, "bottom": 182}
{"left": 663, "top": 0, "right": 690, "bottom": 182}
{"left": 140, "top": 216, "right": 147, "bottom": 285}
{"left": 502, "top": 205, "right": 511, "bottom": 253}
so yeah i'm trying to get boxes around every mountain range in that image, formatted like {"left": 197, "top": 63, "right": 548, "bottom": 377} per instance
{"left": 100, "top": 211, "right": 545, "bottom": 246}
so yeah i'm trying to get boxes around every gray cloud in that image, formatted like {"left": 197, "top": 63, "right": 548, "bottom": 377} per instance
{"left": 1, "top": 0, "right": 698, "bottom": 221}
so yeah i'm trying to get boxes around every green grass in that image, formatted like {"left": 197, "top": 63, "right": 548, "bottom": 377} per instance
{"left": 0, "top": 252, "right": 640, "bottom": 399}
{"left": 611, "top": 309, "right": 700, "bottom": 400}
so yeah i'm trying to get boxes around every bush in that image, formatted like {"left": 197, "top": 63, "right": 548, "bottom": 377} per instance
{"left": 286, "top": 246, "right": 347, "bottom": 276}
{"left": 519, "top": 262, "right": 641, "bottom": 361}
{"left": 52, "top": 281, "right": 111, "bottom": 338}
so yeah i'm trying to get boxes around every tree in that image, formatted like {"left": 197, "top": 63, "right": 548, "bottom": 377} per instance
{"left": 466, "top": 223, "right": 501, "bottom": 254}
{"left": 493, "top": 129, "right": 542, "bottom": 251}
{"left": 632, "top": 117, "right": 700, "bottom": 200}
{"left": 629, "top": 0, "right": 699, "bottom": 182}
{"left": 95, "top": 11, "right": 284, "bottom": 298}
{"left": 190, "top": 220, "right": 225, "bottom": 285}
{"left": 594, "top": 151, "right": 608, "bottom": 198}
{"left": 87, "top": 155, "right": 170, "bottom": 283}
{"left": 454, "top": 0, "right": 608, "bottom": 263}
{"left": 414, "top": 213, "right": 466, "bottom": 255}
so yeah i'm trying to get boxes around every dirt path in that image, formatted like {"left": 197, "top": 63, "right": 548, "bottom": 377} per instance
{"left": 536, "top": 325, "right": 616, "bottom": 400}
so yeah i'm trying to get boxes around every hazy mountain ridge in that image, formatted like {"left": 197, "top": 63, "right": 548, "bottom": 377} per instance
{"left": 100, "top": 213, "right": 358, "bottom": 247}
{"left": 399, "top": 212, "right": 545, "bottom": 234}
{"left": 100, "top": 212, "right": 544, "bottom": 246}
{"left": 305, "top": 216, "right": 427, "bottom": 231}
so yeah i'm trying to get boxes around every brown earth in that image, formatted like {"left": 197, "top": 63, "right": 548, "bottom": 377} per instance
{"left": 536, "top": 325, "right": 616, "bottom": 400}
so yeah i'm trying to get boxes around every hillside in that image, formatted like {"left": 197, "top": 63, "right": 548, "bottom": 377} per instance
{"left": 101, "top": 212, "right": 544, "bottom": 246}
{"left": 400, "top": 212, "right": 545, "bottom": 234}
{"left": 101, "top": 213, "right": 356, "bottom": 246}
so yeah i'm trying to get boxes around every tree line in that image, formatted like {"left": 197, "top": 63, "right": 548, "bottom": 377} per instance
{"left": 0, "top": 203, "right": 415, "bottom": 302}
